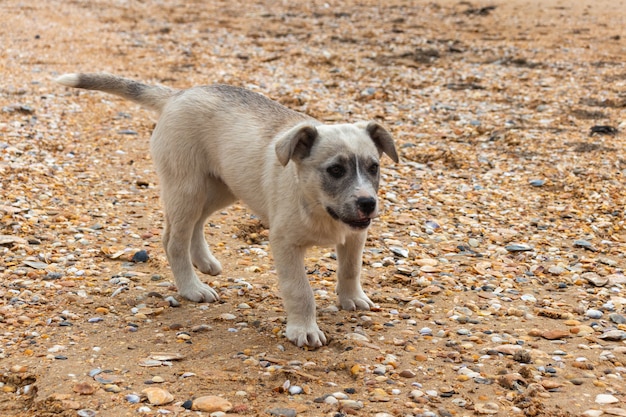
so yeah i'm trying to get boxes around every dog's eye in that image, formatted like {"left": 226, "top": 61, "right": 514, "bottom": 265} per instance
{"left": 368, "top": 163, "right": 379, "bottom": 175}
{"left": 327, "top": 164, "right": 346, "bottom": 179}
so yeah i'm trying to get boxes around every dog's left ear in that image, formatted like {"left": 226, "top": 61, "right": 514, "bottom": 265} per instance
{"left": 363, "top": 121, "right": 399, "bottom": 163}
{"left": 275, "top": 122, "right": 319, "bottom": 166}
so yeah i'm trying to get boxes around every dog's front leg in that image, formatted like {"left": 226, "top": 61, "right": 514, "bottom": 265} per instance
{"left": 271, "top": 238, "right": 327, "bottom": 347}
{"left": 336, "top": 231, "right": 375, "bottom": 311}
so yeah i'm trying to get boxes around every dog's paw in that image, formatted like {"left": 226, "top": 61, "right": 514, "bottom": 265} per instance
{"left": 338, "top": 290, "right": 375, "bottom": 311}
{"left": 178, "top": 282, "right": 220, "bottom": 303}
{"left": 191, "top": 253, "right": 223, "bottom": 276}
{"left": 285, "top": 323, "right": 328, "bottom": 348}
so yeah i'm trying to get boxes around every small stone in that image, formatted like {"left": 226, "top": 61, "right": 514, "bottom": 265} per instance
{"left": 323, "top": 395, "right": 338, "bottom": 405}
{"left": 409, "top": 390, "right": 424, "bottom": 400}
{"left": 138, "top": 359, "right": 162, "bottom": 367}
{"left": 609, "top": 313, "right": 626, "bottom": 325}
{"left": 346, "top": 333, "right": 370, "bottom": 342}
{"left": 505, "top": 244, "right": 532, "bottom": 252}
{"left": 586, "top": 309, "right": 603, "bottom": 319}
{"left": 475, "top": 402, "right": 500, "bottom": 414}
{"left": 494, "top": 344, "right": 523, "bottom": 355}
{"left": 419, "top": 327, "right": 433, "bottom": 336}
{"left": 572, "top": 325, "right": 596, "bottom": 336}
{"left": 574, "top": 240, "right": 596, "bottom": 251}
{"left": 142, "top": 387, "right": 174, "bottom": 405}
{"left": 529, "top": 179, "right": 545, "bottom": 187}
{"left": 390, "top": 246, "right": 409, "bottom": 258}
{"left": 399, "top": 369, "right": 416, "bottom": 378}
{"left": 125, "top": 394, "right": 141, "bottom": 404}
{"left": 288, "top": 385, "right": 303, "bottom": 395}
{"left": 165, "top": 296, "right": 180, "bottom": 307}
{"left": 10, "top": 365, "right": 28, "bottom": 373}
{"left": 582, "top": 272, "right": 608, "bottom": 287}
{"left": 73, "top": 382, "right": 96, "bottom": 395}
{"left": 131, "top": 250, "right": 149, "bottom": 263}
{"left": 548, "top": 265, "right": 565, "bottom": 275}
{"left": 332, "top": 391, "right": 349, "bottom": 399}
{"left": 339, "top": 399, "right": 363, "bottom": 409}
{"left": 581, "top": 410, "right": 604, "bottom": 417}
{"left": 267, "top": 407, "right": 297, "bottom": 417}
{"left": 608, "top": 274, "right": 626, "bottom": 285}
{"left": 599, "top": 330, "right": 626, "bottom": 341}
{"left": 596, "top": 394, "right": 619, "bottom": 404}
{"left": 93, "top": 373, "right": 123, "bottom": 385}
{"left": 191, "top": 395, "right": 232, "bottom": 412}
{"left": 149, "top": 352, "right": 184, "bottom": 361}
{"left": 540, "top": 330, "right": 570, "bottom": 340}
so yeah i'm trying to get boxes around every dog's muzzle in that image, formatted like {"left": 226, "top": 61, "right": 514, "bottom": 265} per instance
{"left": 326, "top": 197, "right": 377, "bottom": 230}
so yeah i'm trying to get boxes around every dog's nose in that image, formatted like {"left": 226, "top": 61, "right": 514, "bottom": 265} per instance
{"left": 356, "top": 197, "right": 376, "bottom": 215}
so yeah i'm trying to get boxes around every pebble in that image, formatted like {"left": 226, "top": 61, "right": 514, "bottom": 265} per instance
{"left": 595, "top": 394, "right": 619, "bottom": 404}
{"left": 505, "top": 244, "right": 532, "bottom": 252}
{"left": 581, "top": 411, "right": 604, "bottom": 417}
{"left": 474, "top": 402, "right": 500, "bottom": 414}
{"left": 389, "top": 246, "right": 409, "bottom": 258}
{"left": 599, "top": 330, "right": 626, "bottom": 341}
{"left": 142, "top": 387, "right": 174, "bottom": 405}
{"left": 164, "top": 296, "right": 180, "bottom": 307}
{"left": 73, "top": 382, "right": 96, "bottom": 395}
{"left": 125, "top": 394, "right": 141, "bottom": 404}
{"left": 583, "top": 272, "right": 609, "bottom": 287}
{"left": 609, "top": 313, "right": 626, "bottom": 325}
{"left": 267, "top": 408, "right": 297, "bottom": 417}
{"left": 586, "top": 309, "right": 604, "bottom": 319}
{"left": 339, "top": 399, "right": 363, "bottom": 409}
{"left": 288, "top": 385, "right": 303, "bottom": 395}
{"left": 131, "top": 250, "right": 149, "bottom": 262}
{"left": 574, "top": 240, "right": 596, "bottom": 251}
{"left": 191, "top": 396, "right": 232, "bottom": 412}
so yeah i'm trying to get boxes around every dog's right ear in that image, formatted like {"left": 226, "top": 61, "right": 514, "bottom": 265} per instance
{"left": 275, "top": 122, "right": 319, "bottom": 166}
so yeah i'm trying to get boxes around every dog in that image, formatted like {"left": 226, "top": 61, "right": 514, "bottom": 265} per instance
{"left": 56, "top": 73, "right": 398, "bottom": 347}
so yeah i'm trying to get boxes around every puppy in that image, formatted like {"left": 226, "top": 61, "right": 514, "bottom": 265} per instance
{"left": 56, "top": 73, "right": 398, "bottom": 347}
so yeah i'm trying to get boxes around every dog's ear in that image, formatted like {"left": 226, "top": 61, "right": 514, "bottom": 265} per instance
{"left": 275, "top": 122, "right": 319, "bottom": 166}
{"left": 362, "top": 121, "right": 399, "bottom": 163}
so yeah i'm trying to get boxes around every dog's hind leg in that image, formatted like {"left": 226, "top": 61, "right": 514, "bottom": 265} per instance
{"left": 161, "top": 177, "right": 234, "bottom": 303}
{"left": 190, "top": 180, "right": 236, "bottom": 275}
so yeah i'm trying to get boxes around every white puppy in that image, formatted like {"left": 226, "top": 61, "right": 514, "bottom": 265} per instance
{"left": 56, "top": 73, "right": 398, "bottom": 347}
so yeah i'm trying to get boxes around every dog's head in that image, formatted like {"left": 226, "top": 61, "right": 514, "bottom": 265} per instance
{"left": 275, "top": 121, "right": 399, "bottom": 230}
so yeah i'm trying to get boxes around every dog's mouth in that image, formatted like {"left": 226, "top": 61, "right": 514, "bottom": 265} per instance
{"left": 326, "top": 207, "right": 372, "bottom": 230}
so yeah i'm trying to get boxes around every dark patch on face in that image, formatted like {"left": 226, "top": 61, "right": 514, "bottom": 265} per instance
{"left": 321, "top": 153, "right": 381, "bottom": 228}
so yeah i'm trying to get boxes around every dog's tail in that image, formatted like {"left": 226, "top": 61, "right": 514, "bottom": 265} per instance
{"left": 55, "top": 73, "right": 176, "bottom": 114}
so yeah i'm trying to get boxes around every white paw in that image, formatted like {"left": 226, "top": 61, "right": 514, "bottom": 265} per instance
{"left": 285, "top": 322, "right": 328, "bottom": 348}
{"left": 192, "top": 253, "right": 223, "bottom": 276}
{"left": 178, "top": 282, "right": 220, "bottom": 303}
{"left": 338, "top": 289, "right": 375, "bottom": 311}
